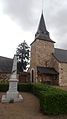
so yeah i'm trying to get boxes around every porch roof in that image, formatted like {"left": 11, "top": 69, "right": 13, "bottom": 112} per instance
{"left": 37, "top": 66, "right": 58, "bottom": 75}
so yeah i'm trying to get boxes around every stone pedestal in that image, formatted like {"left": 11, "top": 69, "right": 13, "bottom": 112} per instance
{"left": 2, "top": 78, "right": 23, "bottom": 103}
{"left": 1, "top": 55, "right": 23, "bottom": 103}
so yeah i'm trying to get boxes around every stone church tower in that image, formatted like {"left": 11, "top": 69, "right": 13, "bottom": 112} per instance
{"left": 30, "top": 13, "right": 58, "bottom": 84}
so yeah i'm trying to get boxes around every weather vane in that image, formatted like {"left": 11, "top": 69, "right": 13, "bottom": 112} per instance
{"left": 42, "top": 0, "right": 44, "bottom": 13}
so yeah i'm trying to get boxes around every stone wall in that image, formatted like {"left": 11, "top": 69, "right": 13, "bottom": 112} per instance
{"left": 50, "top": 55, "right": 67, "bottom": 86}
{"left": 59, "top": 63, "right": 67, "bottom": 86}
{"left": 30, "top": 39, "right": 67, "bottom": 86}
{"left": 30, "top": 41, "right": 36, "bottom": 69}
{"left": 0, "top": 73, "right": 11, "bottom": 83}
{"left": 49, "top": 55, "right": 59, "bottom": 72}
{"left": 0, "top": 73, "right": 19, "bottom": 83}
{"left": 35, "top": 39, "right": 54, "bottom": 67}
{"left": 38, "top": 74, "right": 58, "bottom": 85}
{"left": 30, "top": 39, "right": 54, "bottom": 82}
{"left": 30, "top": 41, "right": 37, "bottom": 82}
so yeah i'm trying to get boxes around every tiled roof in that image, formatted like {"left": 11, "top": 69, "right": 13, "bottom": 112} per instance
{"left": 37, "top": 66, "right": 58, "bottom": 75}
{"left": 0, "top": 56, "right": 13, "bottom": 73}
{"left": 53, "top": 48, "right": 67, "bottom": 63}
{"left": 35, "top": 13, "right": 55, "bottom": 43}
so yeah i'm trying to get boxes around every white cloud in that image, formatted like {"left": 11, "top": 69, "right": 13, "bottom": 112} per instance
{"left": 0, "top": 13, "right": 33, "bottom": 58}
{"left": 0, "top": 0, "right": 67, "bottom": 57}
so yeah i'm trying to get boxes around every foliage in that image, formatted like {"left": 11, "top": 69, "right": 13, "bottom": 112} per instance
{"left": 18, "top": 83, "right": 31, "bottom": 92}
{"left": 31, "top": 83, "right": 67, "bottom": 115}
{"left": 39, "top": 91, "right": 67, "bottom": 115}
{"left": 16, "top": 40, "right": 30, "bottom": 72}
{"left": 0, "top": 83, "right": 9, "bottom": 92}
{"left": 0, "top": 83, "right": 31, "bottom": 92}
{"left": 0, "top": 83, "right": 67, "bottom": 115}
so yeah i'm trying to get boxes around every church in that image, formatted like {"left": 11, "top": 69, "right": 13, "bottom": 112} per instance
{"left": 30, "top": 12, "right": 67, "bottom": 86}
{"left": 0, "top": 12, "right": 67, "bottom": 86}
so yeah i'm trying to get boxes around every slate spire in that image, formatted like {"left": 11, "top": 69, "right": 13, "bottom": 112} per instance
{"left": 35, "top": 12, "right": 55, "bottom": 43}
{"left": 37, "top": 12, "right": 46, "bottom": 34}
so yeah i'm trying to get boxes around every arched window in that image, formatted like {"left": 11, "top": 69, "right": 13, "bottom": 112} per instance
{"left": 32, "top": 70, "right": 34, "bottom": 82}
{"left": 31, "top": 69, "right": 34, "bottom": 82}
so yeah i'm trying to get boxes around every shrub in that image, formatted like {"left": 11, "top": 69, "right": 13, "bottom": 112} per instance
{"left": 0, "top": 83, "right": 31, "bottom": 92}
{"left": 39, "top": 91, "right": 67, "bottom": 115}
{"left": 18, "top": 83, "right": 31, "bottom": 92}
{"left": 0, "top": 83, "right": 9, "bottom": 92}
{"left": 31, "top": 83, "right": 67, "bottom": 115}
{"left": 0, "top": 83, "right": 67, "bottom": 115}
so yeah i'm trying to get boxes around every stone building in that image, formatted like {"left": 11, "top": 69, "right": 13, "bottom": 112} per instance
{"left": 0, "top": 56, "right": 13, "bottom": 83}
{"left": 30, "top": 13, "right": 67, "bottom": 86}
{"left": 0, "top": 56, "right": 29, "bottom": 83}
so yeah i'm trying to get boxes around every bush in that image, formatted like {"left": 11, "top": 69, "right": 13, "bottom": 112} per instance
{"left": 0, "top": 83, "right": 31, "bottom": 92}
{"left": 0, "top": 83, "right": 67, "bottom": 115}
{"left": 0, "top": 83, "right": 9, "bottom": 92}
{"left": 31, "top": 83, "right": 67, "bottom": 115}
{"left": 18, "top": 83, "right": 31, "bottom": 92}
{"left": 39, "top": 91, "right": 67, "bottom": 115}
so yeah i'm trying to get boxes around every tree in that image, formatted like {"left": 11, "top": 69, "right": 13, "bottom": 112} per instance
{"left": 16, "top": 40, "right": 30, "bottom": 72}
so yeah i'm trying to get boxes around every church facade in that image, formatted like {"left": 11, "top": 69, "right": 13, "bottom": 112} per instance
{"left": 30, "top": 13, "right": 67, "bottom": 86}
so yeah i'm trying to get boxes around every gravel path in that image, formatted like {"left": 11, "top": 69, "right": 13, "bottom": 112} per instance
{"left": 0, "top": 92, "right": 67, "bottom": 119}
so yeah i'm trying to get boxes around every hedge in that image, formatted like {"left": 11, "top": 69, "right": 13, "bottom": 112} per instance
{"left": 0, "top": 83, "right": 31, "bottom": 92}
{"left": 18, "top": 83, "right": 31, "bottom": 92}
{"left": 0, "top": 83, "right": 67, "bottom": 115}
{"left": 0, "top": 83, "right": 9, "bottom": 92}
{"left": 31, "top": 83, "right": 67, "bottom": 115}
{"left": 39, "top": 91, "right": 67, "bottom": 115}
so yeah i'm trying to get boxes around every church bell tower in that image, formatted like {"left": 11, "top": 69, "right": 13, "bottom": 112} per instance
{"left": 30, "top": 12, "right": 55, "bottom": 82}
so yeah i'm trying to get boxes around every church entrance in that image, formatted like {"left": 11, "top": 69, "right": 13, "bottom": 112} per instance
{"left": 31, "top": 69, "right": 34, "bottom": 82}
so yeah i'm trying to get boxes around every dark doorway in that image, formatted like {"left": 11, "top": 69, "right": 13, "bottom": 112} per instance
{"left": 31, "top": 70, "right": 34, "bottom": 82}
{"left": 19, "top": 72, "right": 30, "bottom": 83}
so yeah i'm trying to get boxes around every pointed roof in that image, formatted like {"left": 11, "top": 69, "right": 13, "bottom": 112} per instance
{"left": 36, "top": 12, "right": 46, "bottom": 33}
{"left": 35, "top": 13, "right": 55, "bottom": 43}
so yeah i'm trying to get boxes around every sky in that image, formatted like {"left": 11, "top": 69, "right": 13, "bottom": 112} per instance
{"left": 0, "top": 0, "right": 67, "bottom": 58}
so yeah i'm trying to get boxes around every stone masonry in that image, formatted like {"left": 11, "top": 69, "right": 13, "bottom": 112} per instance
{"left": 30, "top": 39, "right": 54, "bottom": 82}
{"left": 0, "top": 74, "right": 11, "bottom": 83}
{"left": 30, "top": 12, "right": 67, "bottom": 86}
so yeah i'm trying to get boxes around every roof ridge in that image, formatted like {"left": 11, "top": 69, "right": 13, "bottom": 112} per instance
{"left": 0, "top": 56, "right": 13, "bottom": 60}
{"left": 55, "top": 48, "right": 67, "bottom": 51}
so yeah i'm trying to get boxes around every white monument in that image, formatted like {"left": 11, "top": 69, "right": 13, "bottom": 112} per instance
{"left": 2, "top": 55, "right": 23, "bottom": 102}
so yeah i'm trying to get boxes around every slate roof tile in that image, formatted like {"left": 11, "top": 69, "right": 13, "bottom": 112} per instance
{"left": 35, "top": 13, "right": 55, "bottom": 43}
{"left": 0, "top": 56, "right": 13, "bottom": 73}
{"left": 37, "top": 66, "right": 58, "bottom": 75}
{"left": 53, "top": 48, "right": 67, "bottom": 63}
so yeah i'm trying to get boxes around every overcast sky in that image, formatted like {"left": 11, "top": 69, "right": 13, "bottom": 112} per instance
{"left": 0, "top": 0, "right": 67, "bottom": 58}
